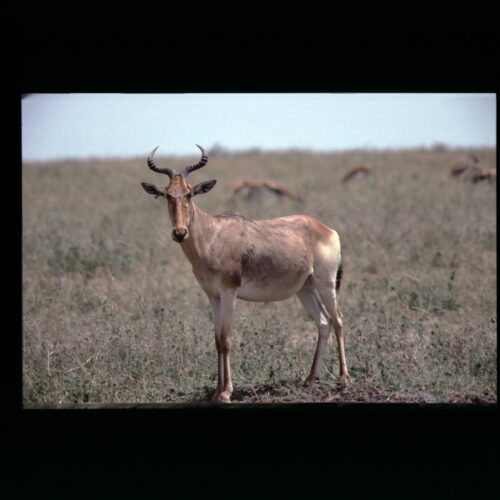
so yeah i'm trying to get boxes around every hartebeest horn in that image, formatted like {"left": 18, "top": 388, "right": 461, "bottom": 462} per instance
{"left": 180, "top": 145, "right": 208, "bottom": 177}
{"left": 147, "top": 146, "right": 177, "bottom": 178}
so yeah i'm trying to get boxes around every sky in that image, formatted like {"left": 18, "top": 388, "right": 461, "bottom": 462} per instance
{"left": 21, "top": 93, "right": 496, "bottom": 161}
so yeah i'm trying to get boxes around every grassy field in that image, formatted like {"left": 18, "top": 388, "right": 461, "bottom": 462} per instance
{"left": 22, "top": 147, "right": 496, "bottom": 405}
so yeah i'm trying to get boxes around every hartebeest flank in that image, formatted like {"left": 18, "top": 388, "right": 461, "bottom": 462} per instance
{"left": 341, "top": 163, "right": 374, "bottom": 184}
{"left": 227, "top": 177, "right": 304, "bottom": 202}
{"left": 141, "top": 145, "right": 348, "bottom": 403}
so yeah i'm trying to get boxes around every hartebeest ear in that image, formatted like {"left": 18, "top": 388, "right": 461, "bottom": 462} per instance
{"left": 192, "top": 180, "right": 217, "bottom": 196}
{"left": 141, "top": 182, "right": 165, "bottom": 198}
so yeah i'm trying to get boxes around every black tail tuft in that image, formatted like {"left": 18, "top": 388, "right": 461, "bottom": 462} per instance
{"left": 336, "top": 262, "right": 343, "bottom": 292}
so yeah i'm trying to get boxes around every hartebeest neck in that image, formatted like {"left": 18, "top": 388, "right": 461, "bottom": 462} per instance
{"left": 178, "top": 202, "right": 214, "bottom": 265}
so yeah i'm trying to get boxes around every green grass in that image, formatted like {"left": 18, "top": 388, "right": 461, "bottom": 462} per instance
{"left": 22, "top": 148, "right": 497, "bottom": 404}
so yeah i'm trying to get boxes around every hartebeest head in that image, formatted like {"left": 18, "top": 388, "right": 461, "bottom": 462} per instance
{"left": 141, "top": 145, "right": 216, "bottom": 242}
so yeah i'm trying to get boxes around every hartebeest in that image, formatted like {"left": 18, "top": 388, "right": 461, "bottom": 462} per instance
{"left": 341, "top": 163, "right": 374, "bottom": 184}
{"left": 227, "top": 177, "right": 304, "bottom": 202}
{"left": 449, "top": 154, "right": 481, "bottom": 179}
{"left": 471, "top": 167, "right": 496, "bottom": 185}
{"left": 141, "top": 145, "right": 348, "bottom": 403}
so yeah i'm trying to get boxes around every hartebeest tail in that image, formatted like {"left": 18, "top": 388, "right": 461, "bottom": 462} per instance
{"left": 141, "top": 145, "right": 348, "bottom": 403}
{"left": 336, "top": 262, "right": 343, "bottom": 292}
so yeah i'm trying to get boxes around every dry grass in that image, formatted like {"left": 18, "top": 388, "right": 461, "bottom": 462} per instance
{"left": 22, "top": 147, "right": 496, "bottom": 404}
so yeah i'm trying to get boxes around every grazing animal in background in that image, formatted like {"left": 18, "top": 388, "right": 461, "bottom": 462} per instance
{"left": 341, "top": 163, "right": 374, "bottom": 184}
{"left": 449, "top": 154, "right": 482, "bottom": 179}
{"left": 471, "top": 168, "right": 496, "bottom": 185}
{"left": 141, "top": 145, "right": 348, "bottom": 403}
{"left": 227, "top": 177, "right": 304, "bottom": 202}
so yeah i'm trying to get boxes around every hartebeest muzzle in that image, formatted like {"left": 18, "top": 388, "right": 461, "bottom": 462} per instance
{"left": 172, "top": 227, "right": 188, "bottom": 242}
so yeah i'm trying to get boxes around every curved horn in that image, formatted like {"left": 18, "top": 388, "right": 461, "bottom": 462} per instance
{"left": 147, "top": 146, "right": 177, "bottom": 178}
{"left": 181, "top": 144, "right": 208, "bottom": 177}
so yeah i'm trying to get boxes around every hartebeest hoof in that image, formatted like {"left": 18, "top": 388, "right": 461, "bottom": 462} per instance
{"left": 338, "top": 374, "right": 351, "bottom": 386}
{"left": 304, "top": 374, "right": 320, "bottom": 386}
{"left": 211, "top": 391, "right": 232, "bottom": 403}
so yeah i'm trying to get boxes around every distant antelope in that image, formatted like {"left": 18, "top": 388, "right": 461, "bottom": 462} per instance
{"left": 471, "top": 167, "right": 496, "bottom": 185}
{"left": 341, "top": 163, "right": 374, "bottom": 184}
{"left": 227, "top": 177, "right": 303, "bottom": 202}
{"left": 141, "top": 145, "right": 348, "bottom": 403}
{"left": 449, "top": 154, "right": 481, "bottom": 179}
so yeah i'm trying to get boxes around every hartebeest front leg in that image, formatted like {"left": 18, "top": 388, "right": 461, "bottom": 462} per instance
{"left": 209, "top": 290, "right": 237, "bottom": 403}
{"left": 209, "top": 298, "right": 223, "bottom": 398}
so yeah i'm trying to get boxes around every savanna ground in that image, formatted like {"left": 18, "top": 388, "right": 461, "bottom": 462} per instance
{"left": 22, "top": 147, "right": 497, "bottom": 405}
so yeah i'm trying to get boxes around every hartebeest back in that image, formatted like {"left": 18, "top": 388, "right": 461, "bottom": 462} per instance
{"left": 141, "top": 145, "right": 348, "bottom": 403}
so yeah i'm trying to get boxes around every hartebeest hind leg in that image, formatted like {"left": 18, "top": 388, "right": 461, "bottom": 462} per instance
{"left": 314, "top": 275, "right": 349, "bottom": 384}
{"left": 296, "top": 276, "right": 332, "bottom": 384}
{"left": 209, "top": 291, "right": 236, "bottom": 403}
